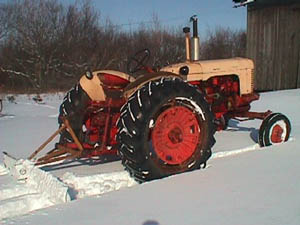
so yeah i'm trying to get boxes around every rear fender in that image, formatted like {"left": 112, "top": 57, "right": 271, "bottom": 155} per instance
{"left": 123, "top": 71, "right": 183, "bottom": 98}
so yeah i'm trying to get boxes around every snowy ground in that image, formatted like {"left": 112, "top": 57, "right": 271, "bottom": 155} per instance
{"left": 0, "top": 89, "right": 299, "bottom": 225}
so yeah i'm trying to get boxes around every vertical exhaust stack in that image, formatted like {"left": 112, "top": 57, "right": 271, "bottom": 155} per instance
{"left": 190, "top": 15, "right": 200, "bottom": 61}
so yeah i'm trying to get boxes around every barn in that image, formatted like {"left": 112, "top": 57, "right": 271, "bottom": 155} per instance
{"left": 233, "top": 0, "right": 300, "bottom": 91}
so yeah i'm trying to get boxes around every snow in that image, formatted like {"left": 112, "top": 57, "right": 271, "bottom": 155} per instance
{"left": 61, "top": 171, "right": 137, "bottom": 199}
{"left": 0, "top": 164, "right": 8, "bottom": 176}
{"left": 0, "top": 89, "right": 300, "bottom": 225}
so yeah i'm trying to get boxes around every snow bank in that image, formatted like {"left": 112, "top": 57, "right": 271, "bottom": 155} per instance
{"left": 0, "top": 163, "right": 8, "bottom": 176}
{"left": 3, "top": 158, "right": 71, "bottom": 203}
{"left": 0, "top": 163, "right": 137, "bottom": 220}
{"left": 61, "top": 171, "right": 138, "bottom": 199}
{"left": 0, "top": 158, "right": 71, "bottom": 220}
{"left": 22, "top": 160, "right": 71, "bottom": 204}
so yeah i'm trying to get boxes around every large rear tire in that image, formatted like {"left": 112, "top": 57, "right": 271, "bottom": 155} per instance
{"left": 117, "top": 77, "right": 215, "bottom": 182}
{"left": 58, "top": 83, "right": 91, "bottom": 143}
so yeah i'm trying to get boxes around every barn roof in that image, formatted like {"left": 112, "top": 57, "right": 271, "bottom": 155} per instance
{"left": 233, "top": 0, "right": 300, "bottom": 7}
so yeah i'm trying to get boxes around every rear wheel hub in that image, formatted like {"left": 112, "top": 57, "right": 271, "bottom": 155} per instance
{"left": 168, "top": 127, "right": 183, "bottom": 144}
{"left": 151, "top": 106, "right": 200, "bottom": 165}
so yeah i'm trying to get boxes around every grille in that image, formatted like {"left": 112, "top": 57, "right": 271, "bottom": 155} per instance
{"left": 251, "top": 69, "right": 254, "bottom": 92}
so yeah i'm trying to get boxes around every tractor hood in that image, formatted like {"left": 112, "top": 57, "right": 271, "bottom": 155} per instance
{"left": 161, "top": 57, "right": 255, "bottom": 94}
{"left": 161, "top": 57, "right": 254, "bottom": 80}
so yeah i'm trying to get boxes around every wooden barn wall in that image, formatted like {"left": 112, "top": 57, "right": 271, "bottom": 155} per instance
{"left": 246, "top": 5, "right": 300, "bottom": 91}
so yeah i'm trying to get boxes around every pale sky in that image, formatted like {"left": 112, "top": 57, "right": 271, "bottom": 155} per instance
{"left": 73, "top": 0, "right": 247, "bottom": 37}
{"left": 0, "top": 0, "right": 247, "bottom": 38}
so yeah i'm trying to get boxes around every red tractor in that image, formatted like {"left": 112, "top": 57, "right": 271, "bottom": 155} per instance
{"left": 24, "top": 16, "right": 291, "bottom": 182}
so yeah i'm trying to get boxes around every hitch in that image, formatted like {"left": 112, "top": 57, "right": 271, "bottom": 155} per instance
{"left": 28, "top": 118, "right": 84, "bottom": 165}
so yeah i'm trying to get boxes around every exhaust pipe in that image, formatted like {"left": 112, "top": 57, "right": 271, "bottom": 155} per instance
{"left": 183, "top": 15, "right": 200, "bottom": 62}
{"left": 190, "top": 15, "right": 200, "bottom": 61}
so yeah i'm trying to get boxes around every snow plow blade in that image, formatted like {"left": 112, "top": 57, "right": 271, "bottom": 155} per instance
{"left": 3, "top": 151, "right": 27, "bottom": 180}
{"left": 3, "top": 151, "right": 71, "bottom": 204}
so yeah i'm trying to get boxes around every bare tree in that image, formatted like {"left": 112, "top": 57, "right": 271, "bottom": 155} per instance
{"left": 201, "top": 27, "right": 246, "bottom": 60}
{"left": 0, "top": 0, "right": 102, "bottom": 90}
{"left": 0, "top": 0, "right": 67, "bottom": 89}
{"left": 0, "top": 4, "right": 10, "bottom": 41}
{"left": 0, "top": 0, "right": 247, "bottom": 92}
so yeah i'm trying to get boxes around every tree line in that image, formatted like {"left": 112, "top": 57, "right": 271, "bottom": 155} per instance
{"left": 0, "top": 0, "right": 246, "bottom": 92}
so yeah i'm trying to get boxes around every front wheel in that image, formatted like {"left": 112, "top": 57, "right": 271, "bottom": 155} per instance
{"left": 258, "top": 113, "right": 291, "bottom": 147}
{"left": 117, "top": 77, "right": 215, "bottom": 182}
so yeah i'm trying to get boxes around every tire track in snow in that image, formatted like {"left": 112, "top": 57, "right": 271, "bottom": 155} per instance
{"left": 0, "top": 114, "right": 15, "bottom": 120}
{"left": 210, "top": 138, "right": 294, "bottom": 161}
{"left": 0, "top": 193, "right": 52, "bottom": 220}
{"left": 211, "top": 144, "right": 260, "bottom": 159}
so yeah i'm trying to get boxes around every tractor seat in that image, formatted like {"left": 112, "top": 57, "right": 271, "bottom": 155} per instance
{"left": 97, "top": 70, "right": 135, "bottom": 89}
{"left": 80, "top": 70, "right": 135, "bottom": 101}
{"left": 97, "top": 70, "right": 136, "bottom": 99}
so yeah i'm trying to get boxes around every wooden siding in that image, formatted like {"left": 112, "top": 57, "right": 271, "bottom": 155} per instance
{"left": 246, "top": 4, "right": 300, "bottom": 90}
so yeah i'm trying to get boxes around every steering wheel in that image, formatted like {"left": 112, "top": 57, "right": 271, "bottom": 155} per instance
{"left": 127, "top": 49, "right": 151, "bottom": 74}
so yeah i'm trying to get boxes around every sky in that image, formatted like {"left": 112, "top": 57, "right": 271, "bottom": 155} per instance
{"left": 81, "top": 0, "right": 246, "bottom": 28}
{"left": 78, "top": 0, "right": 247, "bottom": 37}
{"left": 0, "top": 0, "right": 247, "bottom": 37}
{"left": 0, "top": 0, "right": 246, "bottom": 38}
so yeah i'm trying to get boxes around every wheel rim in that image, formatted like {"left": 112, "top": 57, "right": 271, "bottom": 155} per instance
{"left": 151, "top": 106, "right": 200, "bottom": 165}
{"left": 270, "top": 121, "right": 287, "bottom": 143}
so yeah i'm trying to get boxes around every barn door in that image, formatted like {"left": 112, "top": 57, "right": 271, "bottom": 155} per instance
{"left": 297, "top": 36, "right": 300, "bottom": 88}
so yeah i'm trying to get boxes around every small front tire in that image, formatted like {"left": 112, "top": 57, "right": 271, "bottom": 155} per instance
{"left": 258, "top": 113, "right": 291, "bottom": 147}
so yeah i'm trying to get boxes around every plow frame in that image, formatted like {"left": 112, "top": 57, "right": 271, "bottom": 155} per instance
{"left": 29, "top": 119, "right": 84, "bottom": 165}
{"left": 28, "top": 117, "right": 118, "bottom": 166}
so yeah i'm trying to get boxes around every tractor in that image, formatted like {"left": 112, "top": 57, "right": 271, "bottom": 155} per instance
{"left": 7, "top": 16, "right": 291, "bottom": 182}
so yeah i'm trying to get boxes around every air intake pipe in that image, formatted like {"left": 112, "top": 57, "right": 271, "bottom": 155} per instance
{"left": 183, "top": 27, "right": 191, "bottom": 61}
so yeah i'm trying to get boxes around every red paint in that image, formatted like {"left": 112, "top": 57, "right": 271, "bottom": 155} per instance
{"left": 151, "top": 106, "right": 200, "bottom": 165}
{"left": 100, "top": 73, "right": 130, "bottom": 88}
{"left": 64, "top": 98, "right": 124, "bottom": 157}
{"left": 189, "top": 75, "right": 261, "bottom": 131}
{"left": 65, "top": 75, "right": 264, "bottom": 159}
{"left": 271, "top": 125, "right": 284, "bottom": 143}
